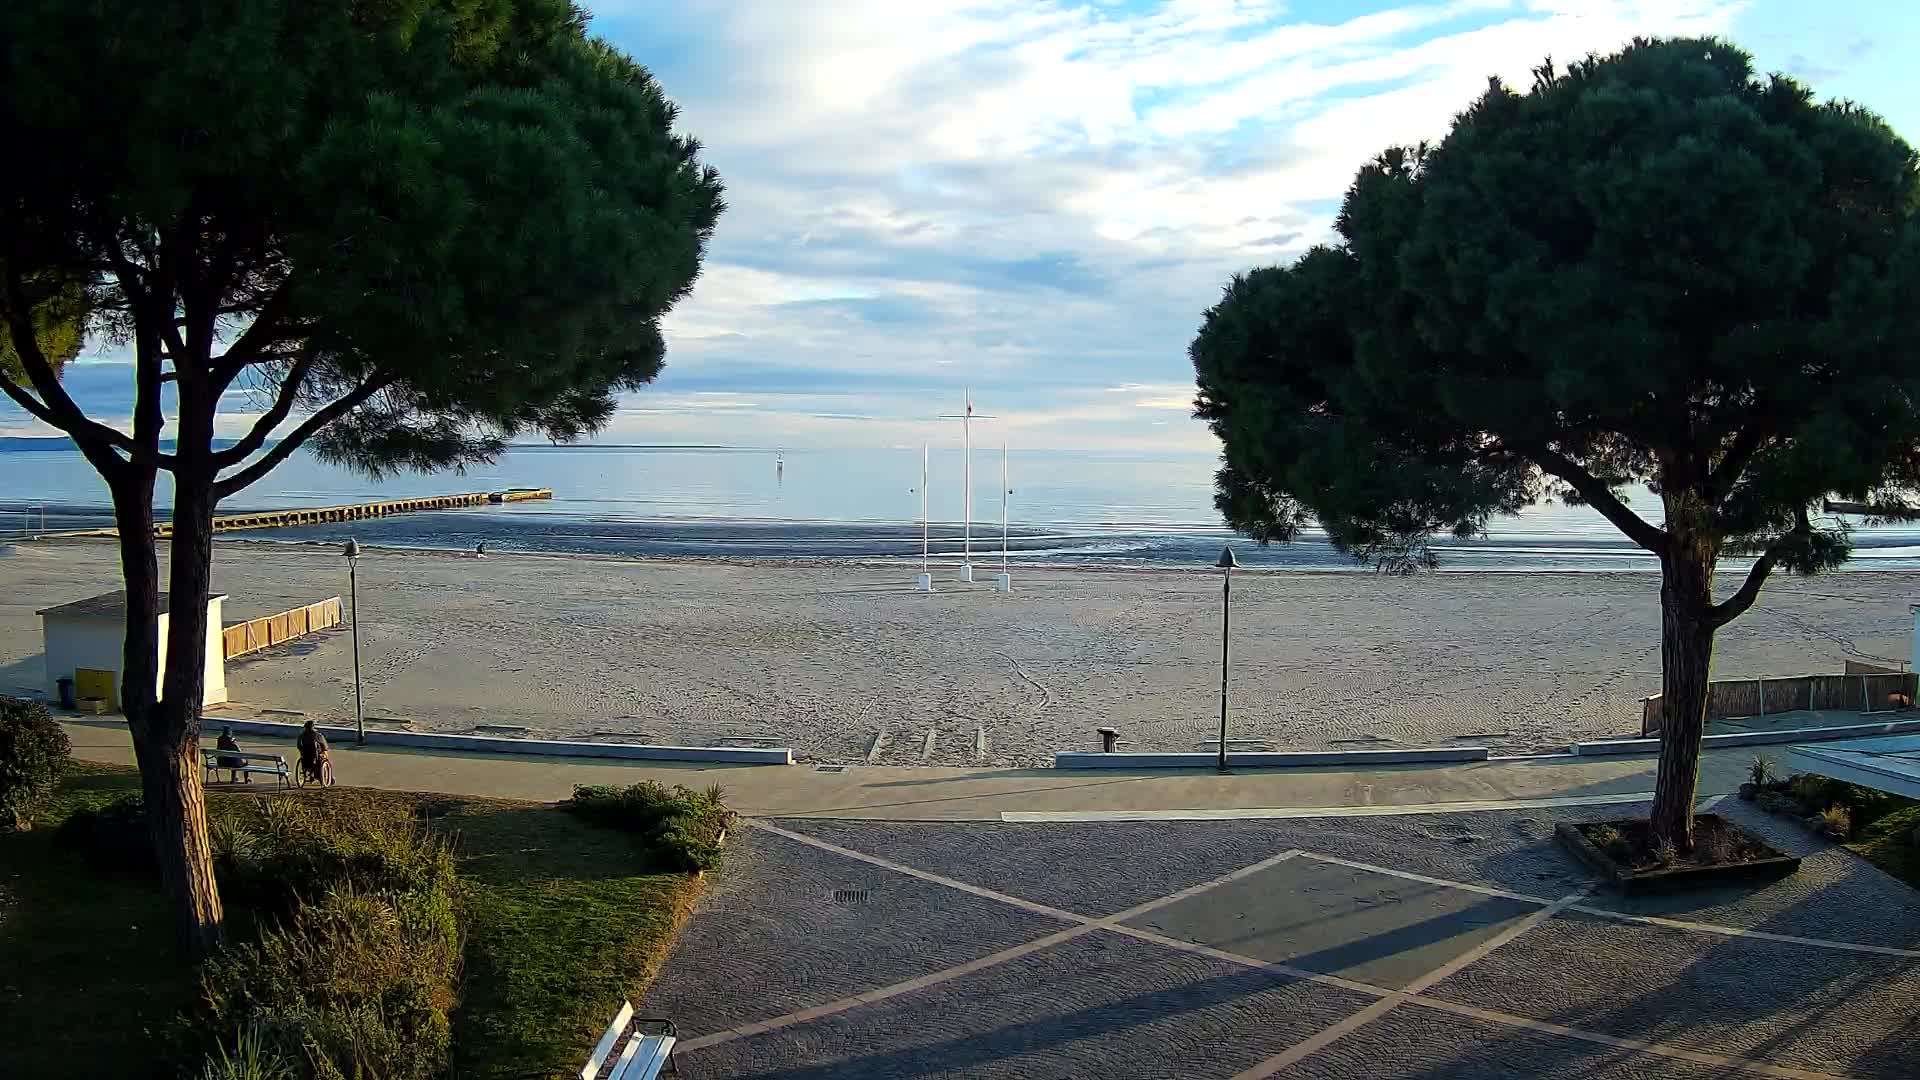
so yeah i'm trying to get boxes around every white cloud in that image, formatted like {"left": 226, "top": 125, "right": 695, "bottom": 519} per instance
{"left": 7, "top": 1, "right": 1766, "bottom": 455}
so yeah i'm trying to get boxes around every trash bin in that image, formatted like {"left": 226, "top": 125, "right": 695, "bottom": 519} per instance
{"left": 57, "top": 676, "right": 76, "bottom": 711}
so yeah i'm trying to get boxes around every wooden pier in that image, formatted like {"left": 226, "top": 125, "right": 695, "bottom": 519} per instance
{"left": 57, "top": 488, "right": 553, "bottom": 539}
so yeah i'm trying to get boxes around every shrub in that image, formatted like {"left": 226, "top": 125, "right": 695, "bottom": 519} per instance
{"left": 1584, "top": 823, "right": 1627, "bottom": 857}
{"left": 562, "top": 781, "right": 731, "bottom": 872}
{"left": 1756, "top": 791, "right": 1799, "bottom": 816}
{"left": 0, "top": 696, "right": 70, "bottom": 830}
{"left": 1698, "top": 823, "right": 1734, "bottom": 865}
{"left": 1788, "top": 773, "right": 1834, "bottom": 809}
{"left": 56, "top": 793, "right": 152, "bottom": 866}
{"left": 195, "top": 805, "right": 462, "bottom": 1080}
{"left": 1813, "top": 804, "right": 1853, "bottom": 840}
{"left": 1748, "top": 755, "right": 1776, "bottom": 787}
{"left": 224, "top": 798, "right": 457, "bottom": 916}
{"left": 194, "top": 1025, "right": 298, "bottom": 1080}
{"left": 199, "top": 886, "right": 459, "bottom": 1080}
{"left": 1651, "top": 837, "right": 1679, "bottom": 866}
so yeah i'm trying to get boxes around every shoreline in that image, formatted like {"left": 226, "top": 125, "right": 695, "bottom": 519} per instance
{"left": 20, "top": 532, "right": 1920, "bottom": 578}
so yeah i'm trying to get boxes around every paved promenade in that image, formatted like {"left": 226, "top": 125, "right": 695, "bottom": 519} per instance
{"left": 65, "top": 721, "right": 1919, "bottom": 1076}
{"left": 65, "top": 719, "right": 1753, "bottom": 820}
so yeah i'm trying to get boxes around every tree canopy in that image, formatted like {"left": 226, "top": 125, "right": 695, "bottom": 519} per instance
{"left": 1192, "top": 37, "right": 1920, "bottom": 845}
{"left": 0, "top": 0, "right": 723, "bottom": 950}
{"left": 1, "top": 0, "right": 723, "bottom": 486}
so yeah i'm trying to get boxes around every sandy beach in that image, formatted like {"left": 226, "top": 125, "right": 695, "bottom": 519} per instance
{"left": 1, "top": 539, "right": 1914, "bottom": 764}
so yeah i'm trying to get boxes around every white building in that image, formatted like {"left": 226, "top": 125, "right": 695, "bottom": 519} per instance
{"left": 38, "top": 591, "right": 228, "bottom": 709}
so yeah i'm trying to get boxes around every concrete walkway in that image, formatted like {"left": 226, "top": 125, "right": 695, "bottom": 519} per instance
{"left": 65, "top": 719, "right": 1757, "bottom": 820}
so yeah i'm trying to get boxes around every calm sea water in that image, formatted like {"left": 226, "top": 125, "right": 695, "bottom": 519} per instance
{"left": 4, "top": 444, "right": 1919, "bottom": 571}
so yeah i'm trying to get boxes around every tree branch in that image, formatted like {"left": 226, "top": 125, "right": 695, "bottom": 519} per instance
{"left": 210, "top": 277, "right": 295, "bottom": 390}
{"left": 1525, "top": 442, "right": 1669, "bottom": 554}
{"left": 210, "top": 352, "right": 315, "bottom": 467}
{"left": 1707, "top": 427, "right": 1769, "bottom": 502}
{"left": 1, "top": 271, "right": 148, "bottom": 468}
{"left": 1708, "top": 507, "right": 1811, "bottom": 629}
{"left": 212, "top": 374, "right": 394, "bottom": 499}
{"left": 0, "top": 369, "right": 63, "bottom": 428}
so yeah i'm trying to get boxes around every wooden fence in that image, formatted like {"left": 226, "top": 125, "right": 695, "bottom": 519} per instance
{"left": 223, "top": 597, "right": 343, "bottom": 660}
{"left": 1641, "top": 669, "right": 1918, "bottom": 737}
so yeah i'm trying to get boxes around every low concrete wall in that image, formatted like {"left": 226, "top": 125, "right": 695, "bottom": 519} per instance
{"left": 1576, "top": 717, "right": 1920, "bottom": 757}
{"left": 1054, "top": 747, "right": 1489, "bottom": 770}
{"left": 207, "top": 717, "right": 792, "bottom": 765}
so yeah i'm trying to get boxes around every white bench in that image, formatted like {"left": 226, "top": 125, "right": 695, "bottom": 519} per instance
{"left": 582, "top": 1000, "right": 677, "bottom": 1080}
{"left": 201, "top": 748, "right": 291, "bottom": 788}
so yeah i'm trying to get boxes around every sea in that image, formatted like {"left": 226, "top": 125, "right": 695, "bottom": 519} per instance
{"left": 5, "top": 443, "right": 1920, "bottom": 573}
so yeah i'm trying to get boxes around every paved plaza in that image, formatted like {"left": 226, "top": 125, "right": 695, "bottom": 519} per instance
{"left": 647, "top": 801, "right": 1920, "bottom": 1078}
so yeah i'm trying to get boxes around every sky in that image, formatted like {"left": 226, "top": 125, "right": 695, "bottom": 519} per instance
{"left": 8, "top": 0, "right": 1918, "bottom": 454}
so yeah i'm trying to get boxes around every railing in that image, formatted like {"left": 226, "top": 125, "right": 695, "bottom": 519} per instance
{"left": 223, "top": 597, "right": 343, "bottom": 660}
{"left": 1640, "top": 668, "right": 1918, "bottom": 737}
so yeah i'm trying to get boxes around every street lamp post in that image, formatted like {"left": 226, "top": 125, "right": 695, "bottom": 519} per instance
{"left": 1216, "top": 546, "right": 1238, "bottom": 772}
{"left": 344, "top": 539, "right": 365, "bottom": 746}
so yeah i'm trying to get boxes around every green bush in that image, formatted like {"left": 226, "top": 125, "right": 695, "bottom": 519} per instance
{"left": 1788, "top": 773, "right": 1834, "bottom": 807}
{"left": 56, "top": 793, "right": 152, "bottom": 867}
{"left": 562, "top": 781, "right": 730, "bottom": 872}
{"left": 195, "top": 804, "right": 461, "bottom": 1080}
{"left": 0, "top": 696, "right": 70, "bottom": 830}
{"left": 223, "top": 798, "right": 457, "bottom": 915}
{"left": 1583, "top": 823, "right": 1627, "bottom": 858}
{"left": 195, "top": 1025, "right": 298, "bottom": 1080}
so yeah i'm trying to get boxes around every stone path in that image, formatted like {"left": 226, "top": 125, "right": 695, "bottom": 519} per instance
{"left": 646, "top": 799, "right": 1920, "bottom": 1078}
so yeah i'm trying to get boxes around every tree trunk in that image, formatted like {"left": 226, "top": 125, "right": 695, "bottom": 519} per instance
{"left": 108, "top": 462, "right": 224, "bottom": 952}
{"left": 1651, "top": 525, "right": 1719, "bottom": 851}
{"left": 154, "top": 456, "right": 225, "bottom": 953}
{"left": 130, "top": 709, "right": 223, "bottom": 953}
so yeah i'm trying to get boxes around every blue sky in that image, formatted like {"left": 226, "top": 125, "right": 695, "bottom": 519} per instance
{"left": 9, "top": 0, "right": 1917, "bottom": 453}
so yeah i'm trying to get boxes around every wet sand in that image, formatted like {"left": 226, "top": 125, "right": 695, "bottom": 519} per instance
{"left": 1, "top": 539, "right": 1913, "bottom": 765}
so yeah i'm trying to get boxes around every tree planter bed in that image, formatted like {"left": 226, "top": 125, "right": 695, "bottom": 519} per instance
{"left": 1555, "top": 815, "right": 1800, "bottom": 893}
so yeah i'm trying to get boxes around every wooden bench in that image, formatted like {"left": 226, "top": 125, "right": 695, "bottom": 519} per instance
{"left": 581, "top": 1000, "right": 677, "bottom": 1080}
{"left": 201, "top": 748, "right": 291, "bottom": 788}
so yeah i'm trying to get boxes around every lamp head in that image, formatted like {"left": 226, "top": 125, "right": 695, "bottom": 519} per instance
{"left": 343, "top": 538, "right": 362, "bottom": 560}
{"left": 1216, "top": 546, "right": 1239, "bottom": 571}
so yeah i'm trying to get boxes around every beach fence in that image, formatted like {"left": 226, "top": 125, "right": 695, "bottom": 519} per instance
{"left": 1640, "top": 667, "right": 1918, "bottom": 737}
{"left": 223, "top": 597, "right": 342, "bottom": 660}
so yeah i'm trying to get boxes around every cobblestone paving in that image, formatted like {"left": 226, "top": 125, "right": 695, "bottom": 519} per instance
{"left": 646, "top": 800, "right": 1920, "bottom": 1079}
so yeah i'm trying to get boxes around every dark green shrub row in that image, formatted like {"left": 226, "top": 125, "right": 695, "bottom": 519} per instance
{"left": 561, "top": 781, "right": 730, "bottom": 872}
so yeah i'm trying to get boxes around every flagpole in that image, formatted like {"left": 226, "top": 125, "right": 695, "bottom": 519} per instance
{"left": 922, "top": 443, "right": 930, "bottom": 573}
{"left": 963, "top": 389, "right": 973, "bottom": 576}
{"left": 1001, "top": 441, "right": 1009, "bottom": 572}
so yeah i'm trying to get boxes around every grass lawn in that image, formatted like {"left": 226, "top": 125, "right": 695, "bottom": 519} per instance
{"left": 0, "top": 762, "right": 705, "bottom": 1080}
{"left": 1846, "top": 804, "right": 1920, "bottom": 890}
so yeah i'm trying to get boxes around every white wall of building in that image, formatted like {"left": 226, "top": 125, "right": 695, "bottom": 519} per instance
{"left": 41, "top": 595, "right": 227, "bottom": 708}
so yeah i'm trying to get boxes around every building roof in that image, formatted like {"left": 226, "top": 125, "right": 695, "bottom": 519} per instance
{"left": 37, "top": 590, "right": 228, "bottom": 619}
{"left": 1786, "top": 734, "right": 1920, "bottom": 800}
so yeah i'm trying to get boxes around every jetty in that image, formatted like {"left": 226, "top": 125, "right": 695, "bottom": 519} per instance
{"left": 56, "top": 488, "right": 553, "bottom": 539}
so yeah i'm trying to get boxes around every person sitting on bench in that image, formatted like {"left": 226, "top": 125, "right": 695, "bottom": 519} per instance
{"left": 297, "top": 720, "right": 333, "bottom": 786}
{"left": 216, "top": 727, "right": 248, "bottom": 784}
